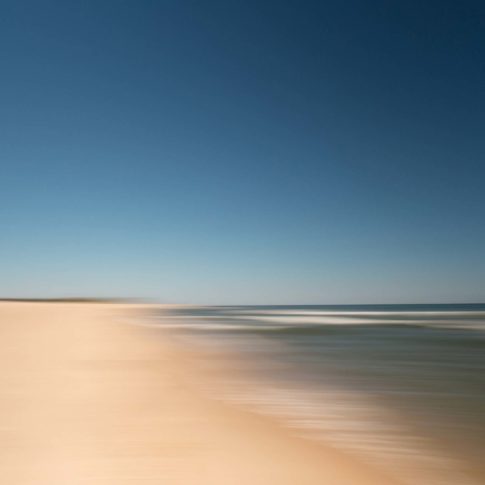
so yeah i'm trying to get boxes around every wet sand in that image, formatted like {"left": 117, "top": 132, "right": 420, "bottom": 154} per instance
{"left": 0, "top": 302, "right": 400, "bottom": 484}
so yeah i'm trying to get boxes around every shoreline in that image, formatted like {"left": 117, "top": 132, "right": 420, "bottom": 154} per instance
{"left": 0, "top": 302, "right": 400, "bottom": 484}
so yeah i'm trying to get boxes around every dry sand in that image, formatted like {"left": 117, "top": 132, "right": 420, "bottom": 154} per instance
{"left": 0, "top": 302, "right": 400, "bottom": 484}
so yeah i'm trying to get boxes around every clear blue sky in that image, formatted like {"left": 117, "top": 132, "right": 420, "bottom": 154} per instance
{"left": 1, "top": 0, "right": 484, "bottom": 303}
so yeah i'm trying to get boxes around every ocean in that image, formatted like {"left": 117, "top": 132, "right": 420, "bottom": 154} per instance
{"left": 145, "top": 304, "right": 485, "bottom": 485}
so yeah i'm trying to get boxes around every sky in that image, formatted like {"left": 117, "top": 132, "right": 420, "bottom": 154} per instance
{"left": 1, "top": 0, "right": 484, "bottom": 304}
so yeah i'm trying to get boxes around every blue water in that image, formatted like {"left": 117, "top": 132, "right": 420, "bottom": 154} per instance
{"left": 147, "top": 304, "right": 485, "bottom": 485}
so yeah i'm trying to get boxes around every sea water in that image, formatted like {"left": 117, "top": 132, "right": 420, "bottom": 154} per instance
{"left": 146, "top": 304, "right": 485, "bottom": 485}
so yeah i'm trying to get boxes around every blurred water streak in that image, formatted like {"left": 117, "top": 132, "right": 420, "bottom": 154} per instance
{"left": 148, "top": 304, "right": 485, "bottom": 485}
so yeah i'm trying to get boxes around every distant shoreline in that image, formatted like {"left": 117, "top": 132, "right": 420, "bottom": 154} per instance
{"left": 0, "top": 299, "right": 483, "bottom": 306}
{"left": 0, "top": 297, "right": 133, "bottom": 303}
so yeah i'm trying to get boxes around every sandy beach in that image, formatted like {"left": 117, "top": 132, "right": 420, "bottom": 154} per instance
{"left": 0, "top": 302, "right": 400, "bottom": 484}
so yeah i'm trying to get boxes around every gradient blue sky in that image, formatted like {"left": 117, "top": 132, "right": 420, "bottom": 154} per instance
{"left": 1, "top": 0, "right": 484, "bottom": 303}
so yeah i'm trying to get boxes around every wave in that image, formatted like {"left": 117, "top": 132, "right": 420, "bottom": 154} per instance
{"left": 144, "top": 304, "right": 485, "bottom": 484}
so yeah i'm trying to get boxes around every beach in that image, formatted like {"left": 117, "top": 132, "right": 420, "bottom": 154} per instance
{"left": 0, "top": 302, "right": 399, "bottom": 485}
